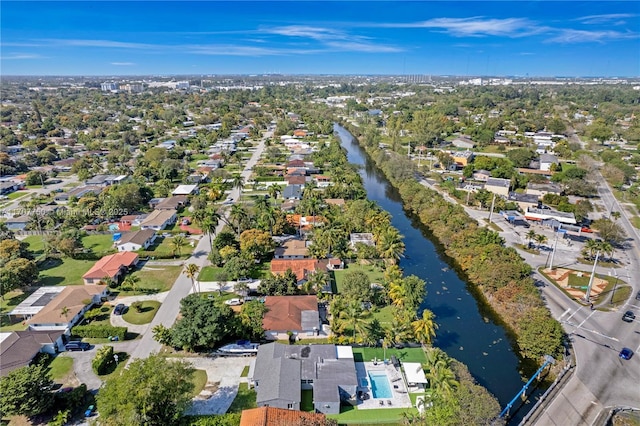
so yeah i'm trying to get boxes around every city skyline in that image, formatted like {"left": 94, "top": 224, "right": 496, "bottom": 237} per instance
{"left": 1, "top": 1, "right": 639, "bottom": 77}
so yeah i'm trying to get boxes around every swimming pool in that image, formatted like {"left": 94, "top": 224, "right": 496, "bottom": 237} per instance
{"left": 368, "top": 371, "right": 392, "bottom": 399}
{"left": 360, "top": 378, "right": 368, "bottom": 388}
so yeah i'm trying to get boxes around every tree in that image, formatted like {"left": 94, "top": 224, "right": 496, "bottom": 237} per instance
{"left": 341, "top": 270, "right": 372, "bottom": 304}
{"left": 240, "top": 300, "right": 268, "bottom": 341}
{"left": 170, "top": 235, "right": 187, "bottom": 258}
{"left": 533, "top": 233, "right": 547, "bottom": 250}
{"left": 412, "top": 309, "right": 438, "bottom": 347}
{"left": 525, "top": 230, "right": 536, "bottom": 248}
{"left": 338, "top": 301, "right": 370, "bottom": 342}
{"left": 0, "top": 363, "right": 53, "bottom": 418}
{"left": 517, "top": 307, "right": 564, "bottom": 360}
{"left": 122, "top": 274, "right": 140, "bottom": 295}
{"left": 591, "top": 218, "right": 625, "bottom": 245}
{"left": 239, "top": 228, "right": 274, "bottom": 260}
{"left": 96, "top": 354, "right": 195, "bottom": 426}
{"left": 183, "top": 263, "right": 201, "bottom": 294}
{"left": 171, "top": 294, "right": 238, "bottom": 351}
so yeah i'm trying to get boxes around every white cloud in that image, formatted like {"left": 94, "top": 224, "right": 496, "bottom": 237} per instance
{"left": 377, "top": 17, "right": 543, "bottom": 37}
{"left": 262, "top": 25, "right": 346, "bottom": 41}
{"left": 110, "top": 62, "right": 135, "bottom": 66}
{"left": 576, "top": 13, "right": 637, "bottom": 25}
{"left": 0, "top": 54, "right": 42, "bottom": 60}
{"left": 548, "top": 29, "right": 639, "bottom": 43}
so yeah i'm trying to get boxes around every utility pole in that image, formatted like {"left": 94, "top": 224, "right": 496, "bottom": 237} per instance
{"left": 609, "top": 269, "right": 619, "bottom": 305}
{"left": 548, "top": 224, "right": 562, "bottom": 270}
{"left": 585, "top": 250, "right": 600, "bottom": 304}
{"left": 488, "top": 193, "right": 496, "bottom": 224}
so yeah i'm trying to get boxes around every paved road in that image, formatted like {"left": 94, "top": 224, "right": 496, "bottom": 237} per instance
{"left": 128, "top": 135, "right": 268, "bottom": 362}
{"left": 0, "top": 175, "right": 78, "bottom": 218}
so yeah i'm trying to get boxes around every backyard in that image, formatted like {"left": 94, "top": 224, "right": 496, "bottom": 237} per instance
{"left": 334, "top": 263, "right": 385, "bottom": 294}
{"left": 118, "top": 265, "right": 183, "bottom": 295}
{"left": 0, "top": 289, "right": 30, "bottom": 331}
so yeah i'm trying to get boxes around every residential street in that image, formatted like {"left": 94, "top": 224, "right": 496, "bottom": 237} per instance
{"left": 127, "top": 135, "right": 268, "bottom": 362}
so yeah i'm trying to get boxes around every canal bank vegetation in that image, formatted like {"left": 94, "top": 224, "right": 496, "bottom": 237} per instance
{"left": 344, "top": 122, "right": 565, "bottom": 366}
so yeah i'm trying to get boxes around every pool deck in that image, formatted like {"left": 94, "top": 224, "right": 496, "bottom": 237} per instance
{"left": 354, "top": 362, "right": 412, "bottom": 409}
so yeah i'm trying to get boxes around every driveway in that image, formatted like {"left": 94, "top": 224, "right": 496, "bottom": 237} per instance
{"left": 183, "top": 356, "right": 253, "bottom": 415}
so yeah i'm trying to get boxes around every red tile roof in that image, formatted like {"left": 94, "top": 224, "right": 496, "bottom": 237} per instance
{"left": 262, "top": 296, "right": 319, "bottom": 332}
{"left": 270, "top": 259, "right": 326, "bottom": 281}
{"left": 82, "top": 252, "right": 139, "bottom": 280}
{"left": 240, "top": 406, "right": 327, "bottom": 426}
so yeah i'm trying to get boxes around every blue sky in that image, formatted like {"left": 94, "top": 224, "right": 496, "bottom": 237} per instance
{"left": 1, "top": 1, "right": 639, "bottom": 77}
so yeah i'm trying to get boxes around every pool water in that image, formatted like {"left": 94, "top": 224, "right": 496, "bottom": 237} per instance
{"left": 360, "top": 378, "right": 368, "bottom": 388}
{"left": 369, "top": 372, "right": 392, "bottom": 399}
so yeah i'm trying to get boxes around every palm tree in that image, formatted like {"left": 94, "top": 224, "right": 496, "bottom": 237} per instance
{"left": 597, "top": 240, "right": 614, "bottom": 262}
{"left": 610, "top": 211, "right": 621, "bottom": 221}
{"left": 525, "top": 230, "right": 536, "bottom": 248}
{"left": 388, "top": 282, "right": 405, "bottom": 307}
{"left": 339, "top": 302, "right": 370, "bottom": 343}
{"left": 232, "top": 175, "right": 244, "bottom": 203}
{"left": 171, "top": 235, "right": 187, "bottom": 258}
{"left": 412, "top": 309, "right": 438, "bottom": 347}
{"left": 267, "top": 184, "right": 282, "bottom": 207}
{"left": 122, "top": 275, "right": 141, "bottom": 295}
{"left": 60, "top": 306, "right": 70, "bottom": 321}
{"left": 229, "top": 204, "right": 248, "bottom": 238}
{"left": 200, "top": 212, "right": 220, "bottom": 250}
{"left": 376, "top": 227, "right": 405, "bottom": 265}
{"left": 183, "top": 263, "right": 201, "bottom": 294}
{"left": 533, "top": 233, "right": 548, "bottom": 250}
{"left": 583, "top": 238, "right": 600, "bottom": 260}
{"left": 306, "top": 270, "right": 329, "bottom": 295}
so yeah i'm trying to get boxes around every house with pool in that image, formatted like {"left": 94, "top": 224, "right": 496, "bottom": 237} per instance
{"left": 249, "top": 342, "right": 415, "bottom": 414}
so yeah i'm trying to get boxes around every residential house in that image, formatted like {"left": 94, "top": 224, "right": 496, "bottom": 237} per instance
{"left": 274, "top": 239, "right": 309, "bottom": 259}
{"left": 539, "top": 153, "right": 559, "bottom": 172}
{"left": 280, "top": 199, "right": 300, "bottom": 212}
{"left": 282, "top": 185, "right": 304, "bottom": 200}
{"left": 25, "top": 285, "right": 108, "bottom": 331}
{"left": 314, "top": 175, "right": 332, "bottom": 188}
{"left": 349, "top": 233, "right": 375, "bottom": 249}
{"left": 239, "top": 407, "right": 330, "bottom": 426}
{"left": 172, "top": 184, "right": 199, "bottom": 196}
{"left": 84, "top": 174, "right": 128, "bottom": 187}
{"left": 327, "top": 258, "right": 343, "bottom": 271}
{"left": 4, "top": 214, "right": 31, "bottom": 231}
{"left": 82, "top": 252, "right": 139, "bottom": 285}
{"left": 451, "top": 136, "right": 476, "bottom": 150}
{"left": 324, "top": 198, "right": 345, "bottom": 207}
{"left": 270, "top": 259, "right": 328, "bottom": 284}
{"left": 472, "top": 170, "right": 491, "bottom": 181}
{"left": 508, "top": 192, "right": 540, "bottom": 212}
{"left": 53, "top": 185, "right": 103, "bottom": 203}
{"left": 286, "top": 215, "right": 326, "bottom": 233}
{"left": 115, "top": 229, "right": 156, "bottom": 252}
{"left": 250, "top": 343, "right": 358, "bottom": 415}
{"left": 140, "top": 209, "right": 177, "bottom": 231}
{"left": 452, "top": 150, "right": 474, "bottom": 167}
{"left": 484, "top": 177, "right": 511, "bottom": 197}
{"left": 0, "top": 330, "right": 65, "bottom": 376}
{"left": 154, "top": 195, "right": 188, "bottom": 210}
{"left": 262, "top": 296, "right": 321, "bottom": 339}
{"left": 158, "top": 140, "right": 177, "bottom": 150}
{"left": 526, "top": 182, "right": 563, "bottom": 197}
{"left": 285, "top": 175, "right": 307, "bottom": 186}
{"left": 0, "top": 181, "right": 20, "bottom": 195}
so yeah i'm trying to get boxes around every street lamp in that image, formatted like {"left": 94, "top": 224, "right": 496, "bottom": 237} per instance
{"left": 548, "top": 224, "right": 563, "bottom": 270}
{"left": 609, "top": 269, "right": 619, "bottom": 305}
{"left": 584, "top": 250, "right": 600, "bottom": 304}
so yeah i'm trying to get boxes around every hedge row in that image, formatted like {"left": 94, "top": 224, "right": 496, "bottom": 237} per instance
{"left": 72, "top": 324, "right": 127, "bottom": 340}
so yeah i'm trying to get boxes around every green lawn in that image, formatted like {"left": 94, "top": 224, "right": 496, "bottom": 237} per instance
{"left": 117, "top": 265, "right": 182, "bottom": 295}
{"left": 198, "top": 266, "right": 225, "bottom": 281}
{"left": 49, "top": 355, "right": 74, "bottom": 381}
{"left": 334, "top": 263, "right": 385, "bottom": 294}
{"left": 122, "top": 301, "right": 160, "bottom": 324}
{"left": 144, "top": 236, "right": 194, "bottom": 259}
{"left": 327, "top": 406, "right": 417, "bottom": 424}
{"left": 190, "top": 369, "right": 208, "bottom": 398}
{"left": 240, "top": 365, "right": 250, "bottom": 377}
{"left": 1, "top": 289, "right": 30, "bottom": 331}
{"left": 99, "top": 352, "right": 129, "bottom": 378}
{"left": 82, "top": 234, "right": 116, "bottom": 254}
{"left": 7, "top": 190, "right": 31, "bottom": 200}
{"left": 250, "top": 262, "right": 271, "bottom": 279}
{"left": 227, "top": 383, "right": 257, "bottom": 413}
{"left": 371, "top": 305, "right": 394, "bottom": 326}
{"left": 37, "top": 256, "right": 94, "bottom": 286}
{"left": 351, "top": 347, "right": 427, "bottom": 364}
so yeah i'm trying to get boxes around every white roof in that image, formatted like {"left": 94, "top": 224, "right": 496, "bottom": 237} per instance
{"left": 336, "top": 345, "right": 354, "bottom": 359}
{"left": 403, "top": 362, "right": 428, "bottom": 384}
{"left": 9, "top": 287, "right": 65, "bottom": 316}
{"left": 172, "top": 184, "right": 198, "bottom": 195}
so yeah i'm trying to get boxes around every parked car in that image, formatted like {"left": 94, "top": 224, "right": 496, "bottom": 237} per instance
{"left": 224, "top": 298, "right": 243, "bottom": 306}
{"left": 113, "top": 304, "right": 126, "bottom": 315}
{"left": 622, "top": 310, "right": 635, "bottom": 323}
{"left": 65, "top": 341, "right": 90, "bottom": 352}
{"left": 181, "top": 218, "right": 191, "bottom": 225}
{"left": 635, "top": 291, "right": 640, "bottom": 301}
{"left": 619, "top": 347, "right": 634, "bottom": 360}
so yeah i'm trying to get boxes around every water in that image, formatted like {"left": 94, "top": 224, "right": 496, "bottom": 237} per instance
{"left": 369, "top": 372, "right": 393, "bottom": 399}
{"left": 335, "top": 124, "right": 543, "bottom": 423}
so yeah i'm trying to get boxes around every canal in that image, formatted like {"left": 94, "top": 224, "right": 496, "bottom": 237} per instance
{"left": 335, "top": 124, "right": 544, "bottom": 423}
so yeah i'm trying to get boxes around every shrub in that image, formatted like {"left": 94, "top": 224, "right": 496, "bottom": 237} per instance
{"left": 72, "top": 325, "right": 127, "bottom": 341}
{"left": 92, "top": 346, "right": 115, "bottom": 375}
{"left": 132, "top": 301, "right": 143, "bottom": 313}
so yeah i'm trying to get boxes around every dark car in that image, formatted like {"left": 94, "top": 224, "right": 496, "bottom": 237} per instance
{"left": 65, "top": 341, "right": 90, "bottom": 351}
{"left": 636, "top": 291, "right": 640, "bottom": 301}
{"left": 622, "top": 311, "right": 636, "bottom": 323}
{"left": 113, "top": 304, "right": 126, "bottom": 315}
{"left": 619, "top": 347, "right": 634, "bottom": 360}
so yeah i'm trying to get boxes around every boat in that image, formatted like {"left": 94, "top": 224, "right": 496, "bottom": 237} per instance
{"left": 217, "top": 340, "right": 259, "bottom": 355}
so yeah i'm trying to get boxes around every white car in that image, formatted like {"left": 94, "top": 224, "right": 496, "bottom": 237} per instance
{"left": 224, "top": 298, "right": 243, "bottom": 306}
